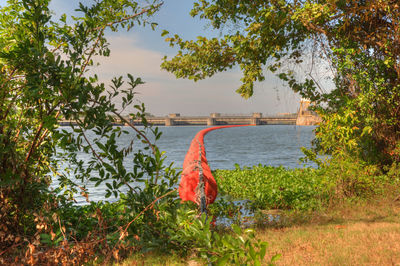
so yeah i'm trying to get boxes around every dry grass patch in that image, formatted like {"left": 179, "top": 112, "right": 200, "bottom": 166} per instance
{"left": 259, "top": 199, "right": 400, "bottom": 265}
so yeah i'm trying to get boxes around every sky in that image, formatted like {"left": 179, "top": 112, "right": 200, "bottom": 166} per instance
{"left": 1, "top": 0, "right": 303, "bottom": 116}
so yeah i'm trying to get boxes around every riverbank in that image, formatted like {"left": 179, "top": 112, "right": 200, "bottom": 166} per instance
{"left": 116, "top": 161, "right": 400, "bottom": 265}
{"left": 118, "top": 197, "right": 400, "bottom": 265}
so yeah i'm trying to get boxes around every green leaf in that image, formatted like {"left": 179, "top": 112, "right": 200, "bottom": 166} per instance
{"left": 161, "top": 29, "right": 169, "bottom": 37}
{"left": 271, "top": 253, "right": 281, "bottom": 263}
{"left": 216, "top": 254, "right": 230, "bottom": 265}
{"left": 259, "top": 242, "right": 268, "bottom": 259}
{"left": 151, "top": 22, "right": 158, "bottom": 30}
{"left": 40, "top": 233, "right": 51, "bottom": 244}
{"left": 232, "top": 224, "right": 241, "bottom": 235}
{"left": 249, "top": 244, "right": 256, "bottom": 260}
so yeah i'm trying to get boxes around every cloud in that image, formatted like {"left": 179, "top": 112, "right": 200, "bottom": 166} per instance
{"left": 89, "top": 35, "right": 301, "bottom": 116}
{"left": 91, "top": 36, "right": 167, "bottom": 79}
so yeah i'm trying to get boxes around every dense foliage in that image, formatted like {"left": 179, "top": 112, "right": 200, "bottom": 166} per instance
{"left": 162, "top": 0, "right": 400, "bottom": 167}
{"left": 215, "top": 165, "right": 329, "bottom": 210}
{"left": 214, "top": 163, "right": 397, "bottom": 211}
{"left": 0, "top": 0, "right": 181, "bottom": 262}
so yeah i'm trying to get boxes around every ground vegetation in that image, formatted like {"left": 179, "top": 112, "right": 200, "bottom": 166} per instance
{"left": 214, "top": 161, "right": 399, "bottom": 211}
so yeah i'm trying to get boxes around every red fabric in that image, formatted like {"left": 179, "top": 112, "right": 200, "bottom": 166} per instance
{"left": 179, "top": 125, "right": 251, "bottom": 205}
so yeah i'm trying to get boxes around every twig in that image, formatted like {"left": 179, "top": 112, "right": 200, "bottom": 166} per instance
{"left": 393, "top": 194, "right": 400, "bottom": 202}
{"left": 92, "top": 3, "right": 163, "bottom": 32}
{"left": 1, "top": 93, "right": 19, "bottom": 121}
{"left": 0, "top": 242, "right": 23, "bottom": 257}
{"left": 25, "top": 104, "right": 62, "bottom": 163}
{"left": 79, "top": 3, "right": 163, "bottom": 77}
{"left": 25, "top": 122, "right": 44, "bottom": 162}
{"left": 126, "top": 188, "right": 176, "bottom": 232}
{"left": 78, "top": 124, "right": 106, "bottom": 164}
{"left": 112, "top": 112, "right": 157, "bottom": 156}
{"left": 105, "top": 188, "right": 177, "bottom": 263}
{"left": 35, "top": 110, "right": 62, "bottom": 151}
{"left": 79, "top": 28, "right": 105, "bottom": 77}
{"left": 112, "top": 112, "right": 161, "bottom": 184}
{"left": 0, "top": 67, "right": 17, "bottom": 90}
{"left": 58, "top": 216, "right": 68, "bottom": 242}
{"left": 13, "top": 111, "right": 25, "bottom": 143}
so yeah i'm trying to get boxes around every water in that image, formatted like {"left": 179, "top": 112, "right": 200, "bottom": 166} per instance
{"left": 157, "top": 125, "right": 316, "bottom": 169}
{"left": 54, "top": 125, "right": 316, "bottom": 204}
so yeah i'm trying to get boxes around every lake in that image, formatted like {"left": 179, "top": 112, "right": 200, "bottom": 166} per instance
{"left": 156, "top": 125, "right": 316, "bottom": 170}
{"left": 56, "top": 125, "right": 316, "bottom": 203}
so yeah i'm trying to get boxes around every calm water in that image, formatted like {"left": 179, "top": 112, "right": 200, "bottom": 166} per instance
{"left": 156, "top": 125, "right": 315, "bottom": 169}
{"left": 55, "top": 125, "right": 316, "bottom": 203}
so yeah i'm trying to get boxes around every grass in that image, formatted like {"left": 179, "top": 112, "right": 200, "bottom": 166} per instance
{"left": 263, "top": 222, "right": 400, "bottom": 265}
{"left": 117, "top": 252, "right": 188, "bottom": 265}
{"left": 117, "top": 197, "right": 400, "bottom": 265}
{"left": 259, "top": 197, "right": 400, "bottom": 265}
{"left": 116, "top": 163, "right": 400, "bottom": 265}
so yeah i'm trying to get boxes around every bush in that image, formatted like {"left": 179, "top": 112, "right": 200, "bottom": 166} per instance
{"left": 167, "top": 207, "right": 275, "bottom": 265}
{"left": 0, "top": 0, "right": 183, "bottom": 263}
{"left": 214, "top": 160, "right": 397, "bottom": 211}
{"left": 214, "top": 165, "right": 331, "bottom": 210}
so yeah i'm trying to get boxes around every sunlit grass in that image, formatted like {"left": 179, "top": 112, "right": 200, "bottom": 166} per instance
{"left": 116, "top": 252, "right": 190, "bottom": 265}
{"left": 259, "top": 197, "right": 400, "bottom": 265}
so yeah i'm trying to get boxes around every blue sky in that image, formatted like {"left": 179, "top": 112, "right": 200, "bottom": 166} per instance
{"left": 1, "top": 0, "right": 302, "bottom": 116}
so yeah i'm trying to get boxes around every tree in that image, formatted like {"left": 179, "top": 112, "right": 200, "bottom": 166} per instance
{"left": 161, "top": 0, "right": 400, "bottom": 166}
{"left": 0, "top": 0, "right": 180, "bottom": 257}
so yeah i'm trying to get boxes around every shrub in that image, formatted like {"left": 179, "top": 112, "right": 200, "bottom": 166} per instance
{"left": 214, "top": 161, "right": 397, "bottom": 211}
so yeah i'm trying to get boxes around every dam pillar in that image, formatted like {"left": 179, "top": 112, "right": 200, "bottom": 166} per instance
{"left": 165, "top": 117, "right": 174, "bottom": 126}
{"left": 208, "top": 113, "right": 220, "bottom": 126}
{"left": 251, "top": 113, "right": 262, "bottom": 125}
{"left": 165, "top": 113, "right": 180, "bottom": 126}
{"left": 250, "top": 118, "right": 259, "bottom": 125}
{"left": 207, "top": 117, "right": 216, "bottom": 126}
{"left": 296, "top": 99, "right": 322, "bottom": 125}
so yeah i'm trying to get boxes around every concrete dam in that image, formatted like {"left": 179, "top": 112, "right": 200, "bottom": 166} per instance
{"left": 132, "top": 113, "right": 298, "bottom": 126}
{"left": 131, "top": 100, "right": 320, "bottom": 126}
{"left": 59, "top": 100, "right": 320, "bottom": 126}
